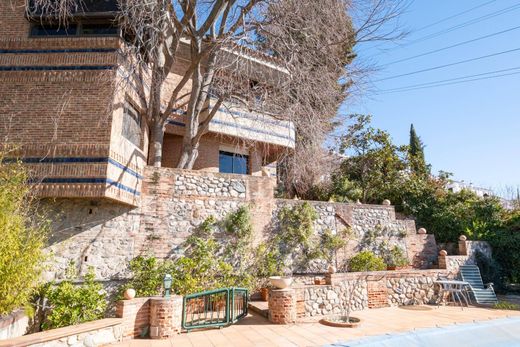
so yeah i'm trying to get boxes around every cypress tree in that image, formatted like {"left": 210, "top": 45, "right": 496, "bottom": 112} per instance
{"left": 408, "top": 124, "right": 427, "bottom": 175}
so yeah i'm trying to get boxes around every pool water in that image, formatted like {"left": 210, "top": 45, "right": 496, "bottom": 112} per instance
{"left": 327, "top": 316, "right": 520, "bottom": 347}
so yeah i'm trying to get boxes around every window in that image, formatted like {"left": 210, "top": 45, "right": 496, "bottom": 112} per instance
{"left": 122, "top": 103, "right": 142, "bottom": 148}
{"left": 30, "top": 22, "right": 119, "bottom": 37}
{"left": 31, "top": 24, "right": 78, "bottom": 36}
{"left": 219, "top": 151, "right": 249, "bottom": 175}
{"left": 80, "top": 23, "right": 119, "bottom": 36}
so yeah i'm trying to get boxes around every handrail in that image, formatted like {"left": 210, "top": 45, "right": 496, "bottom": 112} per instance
{"left": 182, "top": 287, "right": 248, "bottom": 331}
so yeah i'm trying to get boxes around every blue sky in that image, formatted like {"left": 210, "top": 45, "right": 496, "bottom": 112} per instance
{"left": 343, "top": 0, "right": 520, "bottom": 194}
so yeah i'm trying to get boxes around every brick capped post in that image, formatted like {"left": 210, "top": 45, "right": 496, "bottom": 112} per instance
{"left": 458, "top": 235, "right": 468, "bottom": 255}
{"left": 268, "top": 289, "right": 296, "bottom": 324}
{"left": 149, "top": 296, "right": 183, "bottom": 339}
{"left": 115, "top": 298, "right": 151, "bottom": 339}
{"left": 438, "top": 250, "right": 448, "bottom": 269}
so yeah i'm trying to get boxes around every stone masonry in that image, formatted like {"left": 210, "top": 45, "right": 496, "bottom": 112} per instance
{"left": 40, "top": 166, "right": 440, "bottom": 281}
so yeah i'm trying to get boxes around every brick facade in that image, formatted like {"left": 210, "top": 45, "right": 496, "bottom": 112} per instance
{"left": 0, "top": 0, "right": 292, "bottom": 207}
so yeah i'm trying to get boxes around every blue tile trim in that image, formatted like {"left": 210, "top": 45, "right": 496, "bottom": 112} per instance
{"left": 107, "top": 158, "right": 143, "bottom": 179}
{"left": 167, "top": 120, "right": 186, "bottom": 127}
{"left": 0, "top": 48, "right": 117, "bottom": 54}
{"left": 33, "top": 177, "right": 140, "bottom": 196}
{"left": 5, "top": 157, "right": 143, "bottom": 179}
{"left": 0, "top": 65, "right": 115, "bottom": 71}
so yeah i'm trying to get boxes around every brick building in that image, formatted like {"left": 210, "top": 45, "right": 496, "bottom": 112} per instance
{"left": 0, "top": 0, "right": 295, "bottom": 207}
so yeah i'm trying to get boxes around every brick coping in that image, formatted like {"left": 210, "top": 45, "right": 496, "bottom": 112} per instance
{"left": 0, "top": 318, "right": 122, "bottom": 347}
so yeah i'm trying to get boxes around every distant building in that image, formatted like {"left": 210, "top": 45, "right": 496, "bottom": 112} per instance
{"left": 446, "top": 181, "right": 493, "bottom": 198}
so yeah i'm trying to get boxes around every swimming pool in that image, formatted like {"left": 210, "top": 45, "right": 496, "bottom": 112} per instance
{"left": 327, "top": 316, "right": 520, "bottom": 347}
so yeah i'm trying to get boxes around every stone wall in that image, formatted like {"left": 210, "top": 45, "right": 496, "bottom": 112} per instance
{"left": 0, "top": 310, "right": 29, "bottom": 340}
{"left": 296, "top": 281, "right": 368, "bottom": 317}
{"left": 267, "top": 269, "right": 450, "bottom": 323}
{"left": 41, "top": 166, "right": 437, "bottom": 281}
{"left": 0, "top": 319, "right": 122, "bottom": 347}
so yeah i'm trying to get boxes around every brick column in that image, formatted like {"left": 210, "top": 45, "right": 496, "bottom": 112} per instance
{"left": 149, "top": 296, "right": 183, "bottom": 339}
{"left": 268, "top": 289, "right": 296, "bottom": 324}
{"left": 458, "top": 235, "right": 468, "bottom": 255}
{"left": 438, "top": 250, "right": 448, "bottom": 269}
{"left": 115, "top": 297, "right": 150, "bottom": 339}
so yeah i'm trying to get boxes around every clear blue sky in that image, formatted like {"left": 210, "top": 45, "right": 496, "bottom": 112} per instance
{"left": 343, "top": 0, "right": 520, "bottom": 194}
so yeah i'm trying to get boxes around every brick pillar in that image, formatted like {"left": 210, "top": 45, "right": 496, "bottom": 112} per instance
{"left": 458, "top": 235, "right": 468, "bottom": 255}
{"left": 268, "top": 289, "right": 296, "bottom": 324}
{"left": 115, "top": 297, "right": 151, "bottom": 339}
{"left": 149, "top": 296, "right": 183, "bottom": 339}
{"left": 438, "top": 250, "right": 448, "bottom": 269}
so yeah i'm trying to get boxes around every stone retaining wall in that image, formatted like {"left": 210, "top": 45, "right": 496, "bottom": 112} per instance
{"left": 0, "top": 310, "right": 29, "bottom": 341}
{"left": 0, "top": 319, "right": 122, "bottom": 347}
{"left": 41, "top": 167, "right": 436, "bottom": 281}
{"left": 268, "top": 269, "right": 451, "bottom": 324}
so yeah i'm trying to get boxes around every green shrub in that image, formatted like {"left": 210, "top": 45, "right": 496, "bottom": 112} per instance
{"left": 122, "top": 207, "right": 257, "bottom": 297}
{"left": 121, "top": 256, "right": 166, "bottom": 298}
{"left": 383, "top": 245, "right": 408, "bottom": 268}
{"left": 489, "top": 229, "right": 520, "bottom": 284}
{"left": 43, "top": 267, "right": 106, "bottom": 329}
{"left": 348, "top": 251, "right": 386, "bottom": 272}
{"left": 319, "top": 229, "right": 348, "bottom": 262}
{"left": 493, "top": 301, "right": 519, "bottom": 310}
{"left": 0, "top": 156, "right": 48, "bottom": 315}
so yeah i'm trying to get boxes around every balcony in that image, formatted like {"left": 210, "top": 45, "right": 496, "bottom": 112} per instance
{"left": 207, "top": 100, "right": 296, "bottom": 149}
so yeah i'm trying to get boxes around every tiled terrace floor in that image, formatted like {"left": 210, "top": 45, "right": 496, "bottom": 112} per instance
{"left": 112, "top": 306, "right": 520, "bottom": 347}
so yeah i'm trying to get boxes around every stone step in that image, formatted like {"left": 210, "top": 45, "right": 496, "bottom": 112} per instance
{"left": 248, "top": 301, "right": 269, "bottom": 318}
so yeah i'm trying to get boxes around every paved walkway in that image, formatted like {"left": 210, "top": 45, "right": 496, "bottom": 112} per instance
{"left": 112, "top": 306, "right": 520, "bottom": 347}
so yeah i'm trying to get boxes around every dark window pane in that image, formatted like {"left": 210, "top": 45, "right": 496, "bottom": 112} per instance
{"left": 219, "top": 151, "right": 249, "bottom": 175}
{"left": 31, "top": 24, "right": 77, "bottom": 36}
{"left": 81, "top": 23, "right": 118, "bottom": 36}
{"left": 233, "top": 155, "right": 248, "bottom": 175}
{"left": 122, "top": 103, "right": 142, "bottom": 148}
{"left": 219, "top": 152, "right": 234, "bottom": 174}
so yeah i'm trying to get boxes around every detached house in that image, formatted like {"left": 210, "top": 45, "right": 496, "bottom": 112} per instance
{"left": 0, "top": 0, "right": 295, "bottom": 207}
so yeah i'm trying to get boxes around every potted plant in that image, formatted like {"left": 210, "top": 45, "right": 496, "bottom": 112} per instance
{"left": 385, "top": 245, "right": 408, "bottom": 270}
{"left": 255, "top": 244, "right": 283, "bottom": 301}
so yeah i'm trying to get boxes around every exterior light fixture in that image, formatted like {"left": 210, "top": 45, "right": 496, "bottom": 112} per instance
{"left": 163, "top": 274, "right": 172, "bottom": 298}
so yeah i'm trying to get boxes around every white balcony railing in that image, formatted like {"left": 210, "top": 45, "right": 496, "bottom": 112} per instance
{"left": 207, "top": 100, "right": 296, "bottom": 149}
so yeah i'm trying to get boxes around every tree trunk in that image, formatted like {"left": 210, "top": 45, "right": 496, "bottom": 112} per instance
{"left": 148, "top": 121, "right": 165, "bottom": 167}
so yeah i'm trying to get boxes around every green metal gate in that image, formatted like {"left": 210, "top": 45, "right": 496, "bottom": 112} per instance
{"left": 182, "top": 288, "right": 248, "bottom": 331}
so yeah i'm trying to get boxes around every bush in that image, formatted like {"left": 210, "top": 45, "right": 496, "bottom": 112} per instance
{"left": 0, "top": 156, "right": 48, "bottom": 315}
{"left": 383, "top": 245, "right": 408, "bottom": 268}
{"left": 122, "top": 208, "right": 257, "bottom": 297}
{"left": 43, "top": 267, "right": 106, "bottom": 329}
{"left": 489, "top": 230, "right": 520, "bottom": 284}
{"left": 348, "top": 251, "right": 386, "bottom": 272}
{"left": 120, "top": 256, "right": 166, "bottom": 298}
{"left": 493, "top": 301, "right": 519, "bottom": 310}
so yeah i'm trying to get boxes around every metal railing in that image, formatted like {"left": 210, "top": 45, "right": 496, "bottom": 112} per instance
{"left": 182, "top": 288, "right": 248, "bottom": 331}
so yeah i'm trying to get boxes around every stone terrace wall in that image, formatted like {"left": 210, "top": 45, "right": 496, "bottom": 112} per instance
{"left": 0, "top": 319, "right": 122, "bottom": 347}
{"left": 41, "top": 167, "right": 437, "bottom": 281}
{"left": 296, "top": 281, "right": 368, "bottom": 317}
{"left": 271, "top": 269, "right": 449, "bottom": 322}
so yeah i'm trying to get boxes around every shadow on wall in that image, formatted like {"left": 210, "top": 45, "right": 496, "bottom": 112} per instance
{"left": 38, "top": 198, "right": 137, "bottom": 280}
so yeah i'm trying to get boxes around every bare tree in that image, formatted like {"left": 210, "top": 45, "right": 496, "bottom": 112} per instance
{"left": 28, "top": 0, "right": 406, "bottom": 173}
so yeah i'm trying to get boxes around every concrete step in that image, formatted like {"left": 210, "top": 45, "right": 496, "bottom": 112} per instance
{"left": 248, "top": 301, "right": 269, "bottom": 318}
